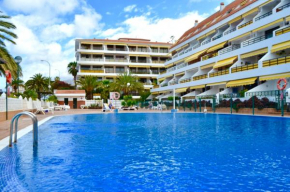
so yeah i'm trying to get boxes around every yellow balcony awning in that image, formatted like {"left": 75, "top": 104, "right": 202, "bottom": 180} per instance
{"left": 271, "top": 40, "right": 290, "bottom": 53}
{"left": 176, "top": 43, "right": 189, "bottom": 51}
{"left": 151, "top": 92, "right": 159, "bottom": 95}
{"left": 197, "top": 34, "right": 206, "bottom": 41}
{"left": 228, "top": 16, "right": 242, "bottom": 24}
{"left": 200, "top": 63, "right": 215, "bottom": 70}
{"left": 241, "top": 47, "right": 268, "bottom": 59}
{"left": 129, "top": 54, "right": 150, "bottom": 57}
{"left": 129, "top": 65, "right": 150, "bottom": 68}
{"left": 229, "top": 32, "right": 251, "bottom": 42}
{"left": 260, "top": 72, "right": 290, "bottom": 81}
{"left": 158, "top": 77, "right": 165, "bottom": 81}
{"left": 165, "top": 74, "right": 174, "bottom": 78}
{"left": 174, "top": 58, "right": 185, "bottom": 64}
{"left": 214, "top": 56, "right": 237, "bottom": 69}
{"left": 206, "top": 29, "right": 216, "bottom": 36}
{"left": 175, "top": 72, "right": 185, "bottom": 76}
{"left": 175, "top": 88, "right": 188, "bottom": 93}
{"left": 207, "top": 81, "right": 227, "bottom": 86}
{"left": 286, "top": 15, "right": 290, "bottom": 22}
{"left": 226, "top": 77, "right": 257, "bottom": 87}
{"left": 259, "top": 0, "right": 273, "bottom": 7}
{"left": 165, "top": 63, "right": 174, "bottom": 68}
{"left": 184, "top": 49, "right": 207, "bottom": 63}
{"left": 242, "top": 8, "right": 259, "bottom": 18}
{"left": 150, "top": 65, "right": 163, "bottom": 68}
{"left": 190, "top": 85, "right": 205, "bottom": 89}
{"left": 253, "top": 18, "right": 283, "bottom": 32}
{"left": 207, "top": 41, "right": 227, "bottom": 53}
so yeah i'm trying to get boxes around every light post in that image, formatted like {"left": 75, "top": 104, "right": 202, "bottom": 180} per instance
{"left": 14, "top": 56, "right": 22, "bottom": 94}
{"left": 40, "top": 60, "right": 51, "bottom": 89}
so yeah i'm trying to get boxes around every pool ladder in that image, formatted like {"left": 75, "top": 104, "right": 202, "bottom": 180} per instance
{"left": 9, "top": 112, "right": 38, "bottom": 147}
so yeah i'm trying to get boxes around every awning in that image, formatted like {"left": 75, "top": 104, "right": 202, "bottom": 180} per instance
{"left": 271, "top": 40, "right": 290, "bottom": 53}
{"left": 200, "top": 63, "right": 215, "bottom": 70}
{"left": 165, "top": 63, "right": 174, "bottom": 68}
{"left": 206, "top": 30, "right": 216, "bottom": 36}
{"left": 242, "top": 8, "right": 259, "bottom": 18}
{"left": 229, "top": 32, "right": 251, "bottom": 42}
{"left": 214, "top": 56, "right": 237, "bottom": 69}
{"left": 260, "top": 73, "right": 290, "bottom": 81}
{"left": 181, "top": 91, "right": 197, "bottom": 98}
{"left": 197, "top": 34, "right": 206, "bottom": 41}
{"left": 241, "top": 47, "right": 268, "bottom": 59}
{"left": 174, "top": 58, "right": 185, "bottom": 64}
{"left": 226, "top": 77, "right": 257, "bottom": 87}
{"left": 228, "top": 16, "right": 242, "bottom": 24}
{"left": 175, "top": 72, "right": 185, "bottom": 76}
{"left": 150, "top": 65, "right": 163, "bottom": 68}
{"left": 164, "top": 74, "right": 174, "bottom": 78}
{"left": 184, "top": 49, "right": 207, "bottom": 63}
{"left": 286, "top": 15, "right": 290, "bottom": 22}
{"left": 207, "top": 41, "right": 227, "bottom": 53}
{"left": 253, "top": 18, "right": 283, "bottom": 32}
{"left": 105, "top": 43, "right": 127, "bottom": 45}
{"left": 158, "top": 77, "right": 165, "bottom": 81}
{"left": 259, "top": 0, "right": 273, "bottom": 7}
{"left": 129, "top": 54, "right": 151, "bottom": 57}
{"left": 129, "top": 65, "right": 150, "bottom": 68}
{"left": 207, "top": 81, "right": 227, "bottom": 86}
{"left": 176, "top": 43, "right": 189, "bottom": 51}
{"left": 175, "top": 88, "right": 188, "bottom": 93}
{"left": 190, "top": 85, "right": 205, "bottom": 89}
{"left": 151, "top": 92, "right": 159, "bottom": 95}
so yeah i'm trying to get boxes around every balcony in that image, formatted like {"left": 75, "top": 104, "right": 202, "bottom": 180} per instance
{"left": 106, "top": 58, "right": 127, "bottom": 62}
{"left": 212, "top": 34, "right": 223, "bottom": 41}
{"left": 238, "top": 20, "right": 253, "bottom": 29}
{"left": 167, "top": 66, "right": 176, "bottom": 73}
{"left": 80, "top": 69, "right": 104, "bottom": 73}
{"left": 193, "top": 74, "right": 207, "bottom": 81}
{"left": 276, "top": 2, "right": 290, "bottom": 12}
{"left": 255, "top": 11, "right": 272, "bottom": 22}
{"left": 152, "top": 60, "right": 165, "bottom": 64}
{"left": 180, "top": 77, "right": 191, "bottom": 84}
{"left": 209, "top": 69, "right": 229, "bottom": 77}
{"left": 176, "top": 63, "right": 188, "bottom": 69}
{"left": 224, "top": 28, "right": 236, "bottom": 36}
{"left": 184, "top": 47, "right": 193, "bottom": 53}
{"left": 263, "top": 55, "right": 290, "bottom": 67}
{"left": 131, "top": 70, "right": 151, "bottom": 74}
{"left": 275, "top": 25, "right": 290, "bottom": 36}
{"left": 80, "top": 46, "right": 90, "bottom": 49}
{"left": 130, "top": 60, "right": 147, "bottom": 63}
{"left": 161, "top": 83, "right": 168, "bottom": 87}
{"left": 201, "top": 39, "right": 211, "bottom": 45}
{"left": 231, "top": 63, "right": 258, "bottom": 73}
{"left": 202, "top": 52, "right": 218, "bottom": 61}
{"left": 242, "top": 35, "right": 266, "bottom": 47}
{"left": 105, "top": 69, "right": 114, "bottom": 73}
{"left": 80, "top": 58, "right": 104, "bottom": 62}
{"left": 218, "top": 44, "right": 240, "bottom": 55}
{"left": 245, "top": 90, "right": 280, "bottom": 97}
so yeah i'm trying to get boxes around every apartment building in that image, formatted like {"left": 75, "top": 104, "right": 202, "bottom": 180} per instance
{"left": 75, "top": 38, "right": 171, "bottom": 93}
{"left": 151, "top": 0, "right": 290, "bottom": 102}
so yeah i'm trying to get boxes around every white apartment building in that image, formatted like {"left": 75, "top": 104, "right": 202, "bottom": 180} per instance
{"left": 151, "top": 0, "right": 290, "bottom": 102}
{"left": 75, "top": 38, "right": 171, "bottom": 92}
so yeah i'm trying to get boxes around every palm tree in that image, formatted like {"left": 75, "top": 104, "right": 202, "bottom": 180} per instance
{"left": 112, "top": 72, "right": 144, "bottom": 96}
{"left": 77, "top": 76, "right": 98, "bottom": 100}
{"left": 0, "top": 11, "right": 19, "bottom": 78}
{"left": 11, "top": 79, "right": 24, "bottom": 93}
{"left": 67, "top": 61, "right": 78, "bottom": 89}
{"left": 25, "top": 73, "right": 49, "bottom": 99}
{"left": 97, "top": 80, "right": 112, "bottom": 100}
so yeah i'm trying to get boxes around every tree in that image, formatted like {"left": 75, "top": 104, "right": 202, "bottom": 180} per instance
{"left": 111, "top": 72, "right": 144, "bottom": 96}
{"left": 97, "top": 80, "right": 112, "bottom": 100}
{"left": 11, "top": 79, "right": 24, "bottom": 93}
{"left": 0, "top": 11, "right": 20, "bottom": 78}
{"left": 77, "top": 76, "right": 98, "bottom": 100}
{"left": 67, "top": 61, "right": 78, "bottom": 89}
{"left": 25, "top": 73, "right": 49, "bottom": 99}
{"left": 22, "top": 90, "right": 38, "bottom": 100}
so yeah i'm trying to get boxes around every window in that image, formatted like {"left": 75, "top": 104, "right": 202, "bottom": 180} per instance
{"left": 160, "top": 48, "right": 168, "bottom": 53}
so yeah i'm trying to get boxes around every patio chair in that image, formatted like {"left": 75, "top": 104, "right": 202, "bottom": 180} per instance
{"left": 103, "top": 103, "right": 112, "bottom": 112}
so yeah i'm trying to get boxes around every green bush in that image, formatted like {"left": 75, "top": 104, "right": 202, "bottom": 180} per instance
{"left": 47, "top": 95, "right": 58, "bottom": 103}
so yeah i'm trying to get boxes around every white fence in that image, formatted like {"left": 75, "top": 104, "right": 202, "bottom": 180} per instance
{"left": 0, "top": 94, "right": 52, "bottom": 112}
{"left": 85, "top": 100, "right": 103, "bottom": 107}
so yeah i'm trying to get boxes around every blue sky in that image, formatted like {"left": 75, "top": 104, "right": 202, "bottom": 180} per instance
{"left": 0, "top": 0, "right": 233, "bottom": 90}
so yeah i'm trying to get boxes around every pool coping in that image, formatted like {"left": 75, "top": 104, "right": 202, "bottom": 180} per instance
{"left": 0, "top": 116, "right": 54, "bottom": 151}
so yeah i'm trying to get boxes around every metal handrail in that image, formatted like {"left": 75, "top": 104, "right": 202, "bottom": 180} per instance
{"left": 212, "top": 34, "right": 223, "bottom": 41}
{"left": 263, "top": 55, "right": 290, "bottom": 67}
{"left": 238, "top": 20, "right": 253, "bottom": 29}
{"left": 255, "top": 11, "right": 272, "bottom": 22}
{"left": 231, "top": 63, "right": 258, "bottom": 73}
{"left": 224, "top": 28, "right": 236, "bottom": 36}
{"left": 276, "top": 2, "right": 290, "bottom": 12}
{"left": 209, "top": 69, "right": 229, "bottom": 77}
{"left": 275, "top": 25, "right": 290, "bottom": 36}
{"left": 10, "top": 112, "right": 38, "bottom": 147}
{"left": 242, "top": 35, "right": 266, "bottom": 47}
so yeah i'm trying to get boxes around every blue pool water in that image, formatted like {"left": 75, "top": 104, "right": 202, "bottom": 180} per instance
{"left": 0, "top": 113, "right": 290, "bottom": 191}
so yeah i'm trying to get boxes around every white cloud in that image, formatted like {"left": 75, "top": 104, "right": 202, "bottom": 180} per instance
{"left": 106, "top": 12, "right": 111, "bottom": 15}
{"left": 124, "top": 5, "right": 137, "bottom": 13}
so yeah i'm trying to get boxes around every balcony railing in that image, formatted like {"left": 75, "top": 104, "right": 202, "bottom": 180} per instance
{"left": 81, "top": 46, "right": 90, "bottom": 49}
{"left": 275, "top": 25, "right": 290, "bottom": 36}
{"left": 151, "top": 71, "right": 159, "bottom": 74}
{"left": 185, "top": 47, "right": 192, "bottom": 53}
{"left": 106, "top": 58, "right": 127, "bottom": 62}
{"left": 255, "top": 11, "right": 272, "bottom": 22}
{"left": 219, "top": 93, "right": 243, "bottom": 99}
{"left": 209, "top": 69, "right": 229, "bottom": 77}
{"left": 131, "top": 71, "right": 150, "bottom": 74}
{"left": 167, "top": 66, "right": 176, "bottom": 73}
{"left": 218, "top": 44, "right": 240, "bottom": 55}
{"left": 192, "top": 44, "right": 201, "bottom": 50}
{"left": 173, "top": 54, "right": 178, "bottom": 58}
{"left": 180, "top": 77, "right": 191, "bottom": 84}
{"left": 201, "top": 39, "right": 211, "bottom": 45}
{"left": 92, "top": 47, "right": 103, "bottom": 50}
{"left": 160, "top": 71, "right": 166, "bottom": 74}
{"left": 276, "top": 2, "right": 290, "bottom": 12}
{"left": 105, "top": 69, "right": 114, "bottom": 73}
{"left": 231, "top": 63, "right": 258, "bottom": 73}
{"left": 193, "top": 74, "right": 207, "bottom": 81}
{"left": 169, "top": 80, "right": 178, "bottom": 86}
{"left": 242, "top": 35, "right": 265, "bottom": 47}
{"left": 130, "top": 60, "right": 147, "bottom": 63}
{"left": 179, "top": 51, "right": 185, "bottom": 56}
{"left": 263, "top": 55, "right": 290, "bottom": 67}
{"left": 224, "top": 28, "right": 236, "bottom": 36}
{"left": 116, "top": 48, "right": 126, "bottom": 51}
{"left": 202, "top": 52, "right": 218, "bottom": 61}
{"left": 80, "top": 69, "right": 104, "bottom": 73}
{"left": 161, "top": 83, "right": 168, "bottom": 87}
{"left": 212, "top": 34, "right": 223, "bottom": 41}
{"left": 176, "top": 63, "right": 188, "bottom": 69}
{"left": 80, "top": 58, "right": 104, "bottom": 62}
{"left": 152, "top": 60, "right": 165, "bottom": 63}
{"left": 238, "top": 20, "right": 253, "bottom": 29}
{"left": 245, "top": 90, "right": 280, "bottom": 97}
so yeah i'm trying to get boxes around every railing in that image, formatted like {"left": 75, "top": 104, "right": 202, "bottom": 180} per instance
{"left": 255, "top": 11, "right": 272, "bottom": 22}
{"left": 116, "top": 48, "right": 126, "bottom": 51}
{"left": 180, "top": 77, "right": 191, "bottom": 84}
{"left": 185, "top": 47, "right": 193, "bottom": 53}
{"left": 161, "top": 83, "right": 168, "bottom": 87}
{"left": 92, "top": 47, "right": 103, "bottom": 50}
{"left": 116, "top": 70, "right": 125, "bottom": 73}
{"left": 169, "top": 80, "right": 178, "bottom": 86}
{"left": 193, "top": 74, "right": 207, "bottom": 81}
{"left": 276, "top": 2, "right": 290, "bottom": 12}
{"left": 202, "top": 52, "right": 218, "bottom": 61}
{"left": 159, "top": 49, "right": 169, "bottom": 53}
{"left": 131, "top": 71, "right": 150, "bottom": 74}
{"left": 231, "top": 63, "right": 258, "bottom": 73}
{"left": 167, "top": 66, "right": 176, "bottom": 73}
{"left": 219, "top": 93, "right": 243, "bottom": 99}
{"left": 242, "top": 35, "right": 266, "bottom": 47}
{"left": 238, "top": 20, "right": 253, "bottom": 29}
{"left": 176, "top": 63, "right": 188, "bottom": 69}
{"left": 152, "top": 49, "right": 158, "bottom": 53}
{"left": 212, "top": 34, "right": 223, "bottom": 41}
{"left": 246, "top": 90, "right": 280, "bottom": 97}
{"left": 130, "top": 60, "right": 147, "bottom": 63}
{"left": 151, "top": 71, "right": 159, "bottom": 74}
{"left": 179, "top": 51, "right": 185, "bottom": 56}
{"left": 160, "top": 71, "right": 166, "bottom": 74}
{"left": 275, "top": 25, "right": 290, "bottom": 36}
{"left": 81, "top": 46, "right": 90, "bottom": 49}
{"left": 218, "top": 44, "right": 240, "bottom": 55}
{"left": 192, "top": 44, "right": 201, "bottom": 50}
{"left": 209, "top": 69, "right": 229, "bottom": 77}
{"left": 81, "top": 69, "right": 104, "bottom": 73}
{"left": 152, "top": 60, "right": 165, "bottom": 63}
{"left": 80, "top": 58, "right": 104, "bottom": 62}
{"left": 10, "top": 112, "right": 38, "bottom": 147}
{"left": 224, "top": 28, "right": 236, "bottom": 36}
{"left": 173, "top": 54, "right": 178, "bottom": 58}
{"left": 106, "top": 58, "right": 127, "bottom": 62}
{"left": 263, "top": 56, "right": 290, "bottom": 67}
{"left": 105, "top": 69, "right": 115, "bottom": 73}
{"left": 138, "top": 49, "right": 148, "bottom": 52}
{"left": 201, "top": 39, "right": 211, "bottom": 45}
{"left": 142, "top": 82, "right": 152, "bottom": 85}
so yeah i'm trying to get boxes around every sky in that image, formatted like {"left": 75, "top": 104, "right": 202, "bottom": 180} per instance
{"left": 0, "top": 0, "right": 234, "bottom": 90}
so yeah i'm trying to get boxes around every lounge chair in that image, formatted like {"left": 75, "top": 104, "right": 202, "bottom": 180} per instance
{"left": 103, "top": 103, "right": 112, "bottom": 112}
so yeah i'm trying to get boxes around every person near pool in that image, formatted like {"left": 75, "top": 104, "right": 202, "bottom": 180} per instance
{"left": 109, "top": 102, "right": 114, "bottom": 109}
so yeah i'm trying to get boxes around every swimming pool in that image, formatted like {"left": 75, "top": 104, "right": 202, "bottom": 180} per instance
{"left": 0, "top": 113, "right": 289, "bottom": 191}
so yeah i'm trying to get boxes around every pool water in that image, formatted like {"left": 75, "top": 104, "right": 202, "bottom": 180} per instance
{"left": 0, "top": 113, "right": 290, "bottom": 191}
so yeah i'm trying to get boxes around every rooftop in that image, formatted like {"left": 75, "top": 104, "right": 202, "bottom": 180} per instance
{"left": 76, "top": 38, "right": 172, "bottom": 46}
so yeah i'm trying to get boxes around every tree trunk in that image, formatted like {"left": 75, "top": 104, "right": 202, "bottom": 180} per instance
{"left": 74, "top": 76, "right": 77, "bottom": 90}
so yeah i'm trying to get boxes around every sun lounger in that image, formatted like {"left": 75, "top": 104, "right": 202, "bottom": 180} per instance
{"left": 103, "top": 103, "right": 112, "bottom": 112}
